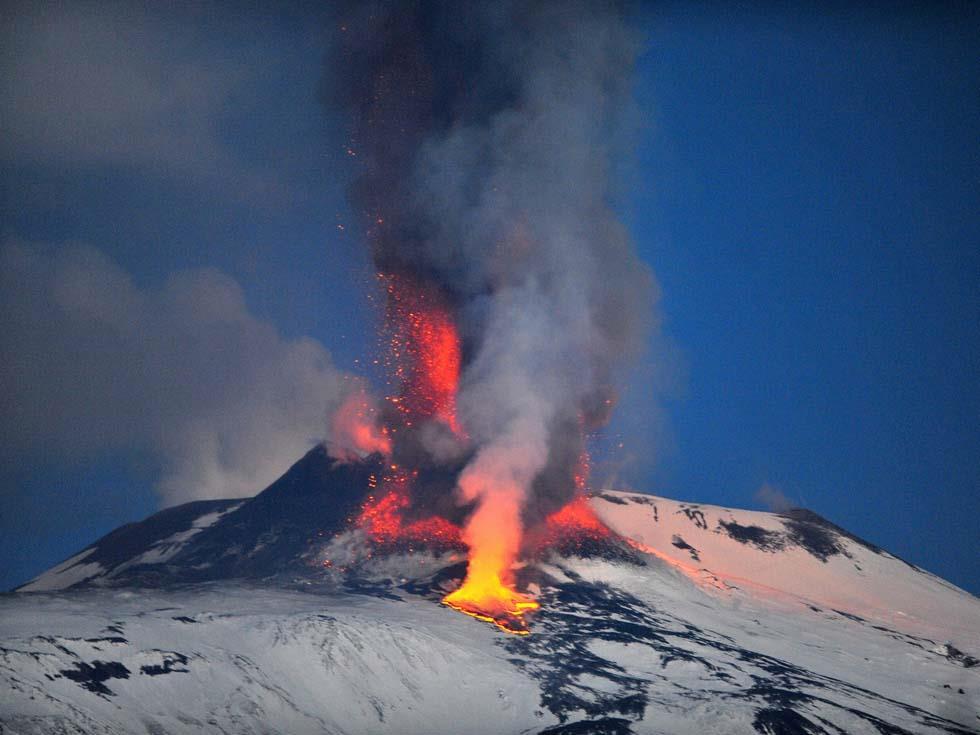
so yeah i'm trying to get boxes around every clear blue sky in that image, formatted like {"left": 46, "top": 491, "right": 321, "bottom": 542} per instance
{"left": 1, "top": 3, "right": 976, "bottom": 593}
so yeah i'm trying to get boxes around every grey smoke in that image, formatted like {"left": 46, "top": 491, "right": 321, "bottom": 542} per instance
{"left": 0, "top": 240, "right": 352, "bottom": 505}
{"left": 755, "top": 483, "right": 796, "bottom": 513}
{"left": 331, "top": 1, "right": 658, "bottom": 522}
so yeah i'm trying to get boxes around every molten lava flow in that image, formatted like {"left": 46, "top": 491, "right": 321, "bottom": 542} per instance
{"left": 380, "top": 274, "right": 462, "bottom": 435}
{"left": 356, "top": 470, "right": 411, "bottom": 544}
{"left": 543, "top": 495, "right": 609, "bottom": 540}
{"left": 442, "top": 524, "right": 539, "bottom": 635}
{"left": 355, "top": 468, "right": 463, "bottom": 552}
{"left": 443, "top": 577, "right": 539, "bottom": 635}
{"left": 441, "top": 468, "right": 541, "bottom": 634}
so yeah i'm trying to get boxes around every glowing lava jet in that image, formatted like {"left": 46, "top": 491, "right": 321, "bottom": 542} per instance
{"left": 331, "top": 0, "right": 652, "bottom": 637}
{"left": 442, "top": 474, "right": 541, "bottom": 635}
{"left": 349, "top": 273, "right": 553, "bottom": 633}
{"left": 341, "top": 272, "right": 620, "bottom": 635}
{"left": 350, "top": 274, "right": 464, "bottom": 549}
{"left": 330, "top": 388, "right": 392, "bottom": 458}
{"left": 379, "top": 273, "right": 462, "bottom": 436}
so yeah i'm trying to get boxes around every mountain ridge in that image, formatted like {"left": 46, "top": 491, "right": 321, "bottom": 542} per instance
{"left": 4, "top": 445, "right": 978, "bottom": 734}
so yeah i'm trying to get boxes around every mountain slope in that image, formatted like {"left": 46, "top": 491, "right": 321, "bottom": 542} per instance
{"left": 4, "top": 446, "right": 978, "bottom": 734}
{"left": 589, "top": 491, "right": 979, "bottom": 646}
{"left": 17, "top": 447, "right": 380, "bottom": 592}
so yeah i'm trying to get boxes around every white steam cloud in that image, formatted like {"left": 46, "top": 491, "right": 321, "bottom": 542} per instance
{"left": 0, "top": 240, "right": 352, "bottom": 505}
{"left": 755, "top": 483, "right": 796, "bottom": 513}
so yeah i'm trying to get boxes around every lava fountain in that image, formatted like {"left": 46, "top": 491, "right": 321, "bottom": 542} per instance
{"left": 377, "top": 273, "right": 543, "bottom": 633}
{"left": 330, "top": 1, "right": 654, "bottom": 634}
{"left": 379, "top": 273, "right": 462, "bottom": 436}
{"left": 346, "top": 269, "right": 618, "bottom": 632}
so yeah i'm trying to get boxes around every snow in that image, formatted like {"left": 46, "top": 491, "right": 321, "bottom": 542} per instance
{"left": 110, "top": 504, "right": 241, "bottom": 572}
{"left": 0, "top": 587, "right": 553, "bottom": 735}
{"left": 561, "top": 553, "right": 979, "bottom": 731}
{"left": 17, "top": 549, "right": 104, "bottom": 593}
{"left": 2, "top": 542, "right": 977, "bottom": 734}
{"left": 590, "top": 490, "right": 980, "bottom": 647}
{"left": 3, "top": 486, "right": 978, "bottom": 733}
{"left": 17, "top": 502, "right": 243, "bottom": 592}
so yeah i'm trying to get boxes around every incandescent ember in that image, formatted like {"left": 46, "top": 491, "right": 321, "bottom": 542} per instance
{"left": 333, "top": 273, "right": 620, "bottom": 635}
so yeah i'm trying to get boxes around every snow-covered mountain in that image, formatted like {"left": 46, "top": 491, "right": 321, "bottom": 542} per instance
{"left": 3, "top": 446, "right": 978, "bottom": 734}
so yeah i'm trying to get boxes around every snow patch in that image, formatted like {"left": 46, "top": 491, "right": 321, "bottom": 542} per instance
{"left": 19, "top": 549, "right": 104, "bottom": 592}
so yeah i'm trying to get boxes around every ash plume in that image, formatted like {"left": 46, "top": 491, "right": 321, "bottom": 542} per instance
{"left": 0, "top": 240, "right": 354, "bottom": 506}
{"left": 329, "top": 1, "right": 654, "bottom": 528}
{"left": 756, "top": 483, "right": 797, "bottom": 513}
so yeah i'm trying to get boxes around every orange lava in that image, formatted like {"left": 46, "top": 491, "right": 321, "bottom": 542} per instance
{"left": 440, "top": 470, "right": 541, "bottom": 634}
{"left": 443, "top": 580, "right": 539, "bottom": 635}
{"left": 439, "top": 430, "right": 597, "bottom": 634}
{"left": 341, "top": 275, "right": 467, "bottom": 552}
{"left": 356, "top": 470, "right": 463, "bottom": 550}
{"left": 401, "top": 515, "right": 462, "bottom": 547}
{"left": 573, "top": 445, "right": 590, "bottom": 493}
{"left": 380, "top": 274, "right": 462, "bottom": 435}
{"left": 356, "top": 474, "right": 411, "bottom": 544}
{"left": 442, "top": 492, "right": 539, "bottom": 634}
{"left": 522, "top": 493, "right": 614, "bottom": 558}
{"left": 544, "top": 495, "right": 609, "bottom": 539}
{"left": 350, "top": 273, "right": 568, "bottom": 635}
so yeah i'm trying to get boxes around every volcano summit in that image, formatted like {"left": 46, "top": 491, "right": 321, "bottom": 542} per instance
{"left": 2, "top": 2, "right": 977, "bottom": 734}
{"left": 3, "top": 446, "right": 978, "bottom": 734}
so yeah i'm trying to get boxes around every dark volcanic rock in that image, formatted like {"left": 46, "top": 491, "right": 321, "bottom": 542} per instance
{"left": 538, "top": 718, "right": 635, "bottom": 735}
{"left": 752, "top": 708, "right": 829, "bottom": 735}
{"left": 670, "top": 534, "right": 700, "bottom": 562}
{"left": 139, "top": 652, "right": 189, "bottom": 676}
{"left": 718, "top": 520, "right": 786, "bottom": 552}
{"left": 22, "top": 498, "right": 240, "bottom": 589}
{"left": 59, "top": 660, "right": 130, "bottom": 696}
{"left": 163, "top": 446, "right": 381, "bottom": 582}
{"left": 24, "top": 446, "right": 385, "bottom": 590}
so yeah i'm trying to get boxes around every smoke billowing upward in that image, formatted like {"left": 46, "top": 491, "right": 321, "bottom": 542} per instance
{"left": 330, "top": 0, "right": 653, "bottom": 622}
{"left": 333, "top": 0, "right": 651, "bottom": 492}
{"left": 0, "top": 240, "right": 354, "bottom": 507}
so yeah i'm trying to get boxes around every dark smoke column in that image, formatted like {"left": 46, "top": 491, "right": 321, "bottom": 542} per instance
{"left": 329, "top": 0, "right": 653, "bottom": 626}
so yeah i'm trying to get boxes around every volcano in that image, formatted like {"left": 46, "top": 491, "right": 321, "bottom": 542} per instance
{"left": 2, "top": 446, "right": 978, "bottom": 734}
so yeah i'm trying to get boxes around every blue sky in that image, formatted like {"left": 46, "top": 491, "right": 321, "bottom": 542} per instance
{"left": 1, "top": 3, "right": 976, "bottom": 594}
